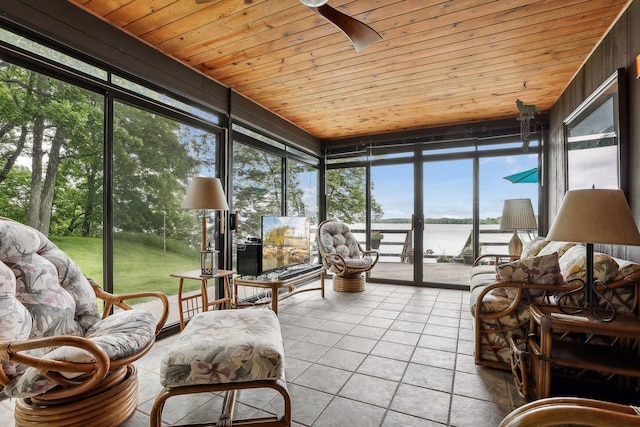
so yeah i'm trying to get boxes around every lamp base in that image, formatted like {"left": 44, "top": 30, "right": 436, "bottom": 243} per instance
{"left": 508, "top": 230, "right": 523, "bottom": 258}
{"left": 556, "top": 280, "right": 616, "bottom": 322}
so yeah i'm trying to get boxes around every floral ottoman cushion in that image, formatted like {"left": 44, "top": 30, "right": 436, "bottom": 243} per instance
{"left": 160, "top": 309, "right": 284, "bottom": 387}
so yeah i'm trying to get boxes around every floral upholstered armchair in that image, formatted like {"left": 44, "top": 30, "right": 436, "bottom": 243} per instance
{"left": 0, "top": 218, "right": 168, "bottom": 427}
{"left": 317, "top": 218, "right": 379, "bottom": 292}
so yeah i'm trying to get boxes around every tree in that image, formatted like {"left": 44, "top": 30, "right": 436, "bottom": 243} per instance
{"left": 0, "top": 62, "right": 212, "bottom": 241}
{"left": 326, "top": 167, "right": 383, "bottom": 223}
{"left": 112, "top": 103, "right": 203, "bottom": 241}
{"left": 0, "top": 64, "right": 107, "bottom": 235}
{"left": 232, "top": 143, "right": 283, "bottom": 240}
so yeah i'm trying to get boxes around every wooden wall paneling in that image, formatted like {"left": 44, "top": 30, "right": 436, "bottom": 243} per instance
{"left": 611, "top": 14, "right": 628, "bottom": 71}
{"left": 627, "top": 0, "right": 640, "bottom": 261}
{"left": 587, "top": 45, "right": 604, "bottom": 94}
{"left": 549, "top": 3, "right": 640, "bottom": 261}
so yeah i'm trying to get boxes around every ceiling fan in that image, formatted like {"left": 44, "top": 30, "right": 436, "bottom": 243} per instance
{"left": 195, "top": 0, "right": 382, "bottom": 52}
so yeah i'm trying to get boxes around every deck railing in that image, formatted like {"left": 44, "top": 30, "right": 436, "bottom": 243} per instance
{"left": 311, "top": 224, "right": 533, "bottom": 264}
{"left": 343, "top": 226, "right": 531, "bottom": 263}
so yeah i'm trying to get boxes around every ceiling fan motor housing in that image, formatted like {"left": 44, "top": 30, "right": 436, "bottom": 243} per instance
{"left": 299, "top": 0, "right": 329, "bottom": 6}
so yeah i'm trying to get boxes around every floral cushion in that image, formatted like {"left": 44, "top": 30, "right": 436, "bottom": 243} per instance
{"left": 496, "top": 253, "right": 564, "bottom": 299}
{"left": 521, "top": 236, "right": 549, "bottom": 259}
{"left": 537, "top": 241, "right": 576, "bottom": 258}
{"left": 3, "top": 309, "right": 157, "bottom": 398}
{"left": 160, "top": 309, "right": 284, "bottom": 388}
{"left": 0, "top": 262, "right": 32, "bottom": 341}
{"left": 497, "top": 253, "right": 564, "bottom": 285}
{"left": 0, "top": 219, "right": 104, "bottom": 393}
{"left": 0, "top": 220, "right": 101, "bottom": 339}
{"left": 559, "top": 245, "right": 619, "bottom": 284}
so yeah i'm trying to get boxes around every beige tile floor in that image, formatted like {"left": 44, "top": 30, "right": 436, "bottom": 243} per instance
{"left": 0, "top": 280, "right": 525, "bottom": 426}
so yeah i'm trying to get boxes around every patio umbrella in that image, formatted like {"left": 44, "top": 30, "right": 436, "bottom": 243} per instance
{"left": 503, "top": 167, "right": 538, "bottom": 183}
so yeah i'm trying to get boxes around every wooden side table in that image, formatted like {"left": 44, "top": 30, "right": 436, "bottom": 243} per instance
{"left": 234, "top": 268, "right": 324, "bottom": 315}
{"left": 528, "top": 304, "right": 640, "bottom": 399}
{"left": 170, "top": 269, "right": 235, "bottom": 330}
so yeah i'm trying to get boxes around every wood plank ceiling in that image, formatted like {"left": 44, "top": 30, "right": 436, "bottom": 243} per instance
{"left": 68, "top": 0, "right": 630, "bottom": 142}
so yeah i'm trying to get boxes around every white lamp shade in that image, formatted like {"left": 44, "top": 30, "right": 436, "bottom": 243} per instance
{"left": 547, "top": 189, "right": 640, "bottom": 246}
{"left": 182, "top": 177, "right": 229, "bottom": 211}
{"left": 500, "top": 199, "right": 537, "bottom": 230}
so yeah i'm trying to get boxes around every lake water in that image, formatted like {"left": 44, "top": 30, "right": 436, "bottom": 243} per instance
{"left": 349, "top": 223, "right": 532, "bottom": 261}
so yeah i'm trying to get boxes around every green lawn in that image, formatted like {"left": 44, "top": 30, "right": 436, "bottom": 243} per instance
{"left": 52, "top": 235, "right": 202, "bottom": 298}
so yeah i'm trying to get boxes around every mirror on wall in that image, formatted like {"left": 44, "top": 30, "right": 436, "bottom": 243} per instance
{"left": 564, "top": 68, "right": 628, "bottom": 195}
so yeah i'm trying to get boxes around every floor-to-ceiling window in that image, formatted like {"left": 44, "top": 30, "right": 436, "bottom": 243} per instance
{"left": 0, "top": 27, "right": 226, "bottom": 328}
{"left": 111, "top": 100, "right": 222, "bottom": 317}
{"left": 478, "top": 146, "right": 539, "bottom": 257}
{"left": 231, "top": 126, "right": 321, "bottom": 287}
{"left": 287, "top": 155, "right": 320, "bottom": 262}
{"left": 0, "top": 44, "right": 106, "bottom": 292}
{"left": 325, "top": 136, "right": 542, "bottom": 288}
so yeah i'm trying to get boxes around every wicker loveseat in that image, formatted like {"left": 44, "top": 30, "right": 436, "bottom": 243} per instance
{"left": 470, "top": 237, "right": 640, "bottom": 371}
{"left": 0, "top": 218, "right": 169, "bottom": 426}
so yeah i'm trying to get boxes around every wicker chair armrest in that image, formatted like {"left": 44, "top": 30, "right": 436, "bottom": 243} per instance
{"left": 473, "top": 254, "right": 519, "bottom": 266}
{"left": 475, "top": 281, "right": 580, "bottom": 321}
{"left": 88, "top": 278, "right": 169, "bottom": 334}
{"left": 324, "top": 253, "right": 347, "bottom": 274}
{"left": 499, "top": 397, "right": 640, "bottom": 427}
{"left": 475, "top": 281, "right": 525, "bottom": 320}
{"left": 0, "top": 335, "right": 110, "bottom": 398}
{"left": 597, "top": 268, "right": 640, "bottom": 291}
{"left": 361, "top": 249, "right": 380, "bottom": 267}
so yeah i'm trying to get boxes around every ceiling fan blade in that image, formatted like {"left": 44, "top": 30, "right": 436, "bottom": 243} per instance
{"left": 313, "top": 4, "right": 382, "bottom": 52}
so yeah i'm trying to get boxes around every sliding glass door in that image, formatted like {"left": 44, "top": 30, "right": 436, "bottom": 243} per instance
{"left": 338, "top": 139, "right": 541, "bottom": 288}
{"left": 367, "top": 163, "right": 415, "bottom": 282}
{"left": 422, "top": 159, "right": 474, "bottom": 285}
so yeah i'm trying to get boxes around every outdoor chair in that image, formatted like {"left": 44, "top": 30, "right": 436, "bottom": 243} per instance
{"left": 317, "top": 218, "right": 379, "bottom": 292}
{"left": 0, "top": 218, "right": 169, "bottom": 427}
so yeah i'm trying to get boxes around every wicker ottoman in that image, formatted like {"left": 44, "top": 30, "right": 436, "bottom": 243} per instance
{"left": 150, "top": 309, "right": 291, "bottom": 426}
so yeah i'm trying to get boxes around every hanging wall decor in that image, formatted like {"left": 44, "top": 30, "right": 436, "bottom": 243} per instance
{"left": 516, "top": 82, "right": 540, "bottom": 151}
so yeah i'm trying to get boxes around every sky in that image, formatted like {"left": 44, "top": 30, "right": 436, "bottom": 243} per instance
{"left": 371, "top": 153, "right": 539, "bottom": 220}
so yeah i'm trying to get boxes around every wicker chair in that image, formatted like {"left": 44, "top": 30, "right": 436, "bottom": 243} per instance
{"left": 500, "top": 397, "right": 640, "bottom": 426}
{"left": 0, "top": 218, "right": 169, "bottom": 427}
{"left": 317, "top": 218, "right": 379, "bottom": 292}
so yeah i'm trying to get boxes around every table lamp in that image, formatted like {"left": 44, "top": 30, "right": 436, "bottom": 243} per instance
{"left": 546, "top": 189, "right": 640, "bottom": 320}
{"left": 500, "top": 198, "right": 538, "bottom": 257}
{"left": 182, "top": 177, "right": 229, "bottom": 251}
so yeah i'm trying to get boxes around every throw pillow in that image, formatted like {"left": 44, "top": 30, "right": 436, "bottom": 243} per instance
{"left": 496, "top": 253, "right": 564, "bottom": 299}
{"left": 521, "top": 236, "right": 549, "bottom": 258}
{"left": 537, "top": 241, "right": 576, "bottom": 258}
{"left": 559, "top": 245, "right": 619, "bottom": 284}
